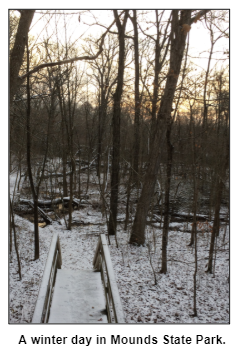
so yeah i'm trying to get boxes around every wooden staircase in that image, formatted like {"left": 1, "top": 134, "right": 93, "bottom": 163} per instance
{"left": 32, "top": 234, "right": 124, "bottom": 324}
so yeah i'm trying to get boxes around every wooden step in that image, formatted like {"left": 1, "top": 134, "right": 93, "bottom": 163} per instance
{"left": 48, "top": 269, "right": 108, "bottom": 323}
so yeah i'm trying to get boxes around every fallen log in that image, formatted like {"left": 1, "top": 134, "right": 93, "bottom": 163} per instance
{"left": 150, "top": 211, "right": 229, "bottom": 224}
{"left": 62, "top": 197, "right": 79, "bottom": 207}
{"left": 20, "top": 197, "right": 62, "bottom": 207}
{"left": 27, "top": 201, "right": 53, "bottom": 225}
{"left": 19, "top": 196, "right": 90, "bottom": 208}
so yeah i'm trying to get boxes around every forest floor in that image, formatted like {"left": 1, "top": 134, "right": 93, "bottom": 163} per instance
{"left": 9, "top": 172, "right": 229, "bottom": 324}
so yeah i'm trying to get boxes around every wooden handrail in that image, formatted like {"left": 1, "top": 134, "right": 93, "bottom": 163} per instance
{"left": 32, "top": 234, "right": 62, "bottom": 323}
{"left": 93, "top": 234, "right": 125, "bottom": 323}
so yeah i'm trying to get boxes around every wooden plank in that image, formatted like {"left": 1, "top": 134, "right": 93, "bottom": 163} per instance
{"left": 48, "top": 269, "right": 108, "bottom": 323}
{"left": 32, "top": 234, "right": 61, "bottom": 323}
{"left": 99, "top": 234, "right": 125, "bottom": 323}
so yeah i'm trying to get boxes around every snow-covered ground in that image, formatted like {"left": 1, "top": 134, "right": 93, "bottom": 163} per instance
{"left": 9, "top": 167, "right": 229, "bottom": 323}
{"left": 110, "top": 226, "right": 229, "bottom": 323}
{"left": 9, "top": 207, "right": 229, "bottom": 324}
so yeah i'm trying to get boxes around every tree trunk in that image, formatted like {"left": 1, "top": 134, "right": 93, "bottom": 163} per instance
{"left": 207, "top": 177, "right": 222, "bottom": 273}
{"left": 57, "top": 79, "right": 68, "bottom": 197}
{"left": 62, "top": 143, "right": 68, "bottom": 197}
{"left": 25, "top": 37, "right": 51, "bottom": 259}
{"left": 26, "top": 38, "right": 39, "bottom": 260}
{"left": 202, "top": 22, "right": 214, "bottom": 129}
{"left": 33, "top": 198, "right": 40, "bottom": 259}
{"left": 10, "top": 10, "right": 35, "bottom": 106}
{"left": 97, "top": 74, "right": 107, "bottom": 178}
{"left": 193, "top": 218, "right": 198, "bottom": 316}
{"left": 130, "top": 10, "right": 140, "bottom": 184}
{"left": 207, "top": 143, "right": 228, "bottom": 273}
{"left": 188, "top": 106, "right": 197, "bottom": 246}
{"left": 130, "top": 10, "right": 192, "bottom": 245}
{"left": 10, "top": 211, "right": 12, "bottom": 255}
{"left": 10, "top": 200, "right": 22, "bottom": 280}
{"left": 124, "top": 172, "right": 132, "bottom": 231}
{"left": 160, "top": 125, "right": 173, "bottom": 273}
{"left": 108, "top": 10, "right": 129, "bottom": 235}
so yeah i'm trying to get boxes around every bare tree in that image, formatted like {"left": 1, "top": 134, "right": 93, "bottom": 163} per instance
{"left": 129, "top": 10, "right": 141, "bottom": 183}
{"left": 108, "top": 10, "right": 129, "bottom": 235}
{"left": 25, "top": 37, "right": 52, "bottom": 260}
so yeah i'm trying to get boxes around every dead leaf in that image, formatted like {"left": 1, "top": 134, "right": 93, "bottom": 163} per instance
{"left": 194, "top": 12, "right": 201, "bottom": 23}
{"left": 181, "top": 24, "right": 191, "bottom": 35}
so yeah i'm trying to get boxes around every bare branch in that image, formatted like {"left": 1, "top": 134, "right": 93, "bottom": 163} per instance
{"left": 19, "top": 14, "right": 119, "bottom": 80}
{"left": 189, "top": 10, "right": 211, "bottom": 25}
